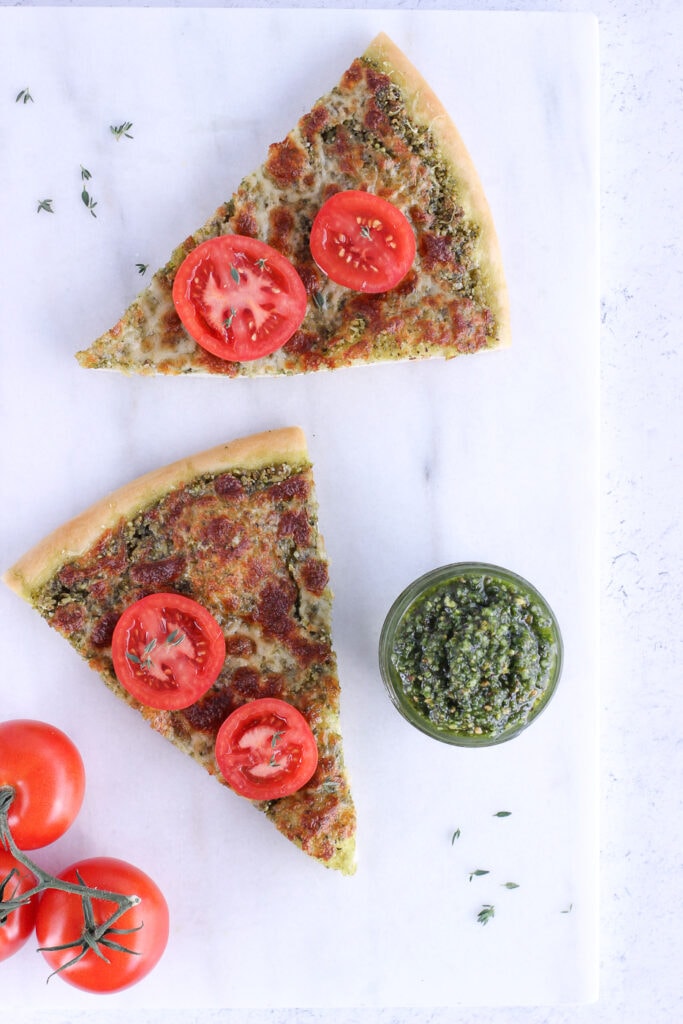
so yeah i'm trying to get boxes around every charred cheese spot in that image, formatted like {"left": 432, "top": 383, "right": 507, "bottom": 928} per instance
{"left": 265, "top": 137, "right": 307, "bottom": 187}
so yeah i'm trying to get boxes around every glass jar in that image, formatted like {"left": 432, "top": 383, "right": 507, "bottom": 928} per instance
{"left": 378, "top": 562, "right": 564, "bottom": 746}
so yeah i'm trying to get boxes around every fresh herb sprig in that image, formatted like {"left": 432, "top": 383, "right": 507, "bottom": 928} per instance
{"left": 469, "top": 869, "right": 490, "bottom": 882}
{"left": 110, "top": 120, "right": 134, "bottom": 141}
{"left": 36, "top": 198, "right": 54, "bottom": 214}
{"left": 80, "top": 166, "right": 97, "bottom": 218}
{"left": 477, "top": 904, "right": 495, "bottom": 926}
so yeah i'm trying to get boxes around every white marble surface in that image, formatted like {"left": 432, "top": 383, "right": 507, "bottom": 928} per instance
{"left": 0, "top": 0, "right": 680, "bottom": 1023}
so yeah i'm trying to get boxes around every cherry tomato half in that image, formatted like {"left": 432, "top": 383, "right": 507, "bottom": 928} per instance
{"left": 0, "top": 720, "right": 86, "bottom": 850}
{"left": 215, "top": 697, "right": 319, "bottom": 800}
{"left": 172, "top": 234, "right": 308, "bottom": 362}
{"left": 35, "top": 856, "right": 169, "bottom": 992}
{"left": 309, "top": 190, "right": 416, "bottom": 293}
{"left": 0, "top": 850, "right": 38, "bottom": 962}
{"left": 111, "top": 593, "right": 226, "bottom": 711}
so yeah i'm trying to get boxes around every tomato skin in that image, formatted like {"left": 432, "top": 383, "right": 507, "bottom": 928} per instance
{"left": 309, "top": 190, "right": 416, "bottom": 293}
{"left": 0, "top": 720, "right": 86, "bottom": 851}
{"left": 111, "top": 593, "right": 226, "bottom": 711}
{"left": 0, "top": 850, "right": 38, "bottom": 961}
{"left": 215, "top": 697, "right": 319, "bottom": 800}
{"left": 35, "top": 857, "right": 169, "bottom": 993}
{"left": 172, "top": 234, "right": 308, "bottom": 362}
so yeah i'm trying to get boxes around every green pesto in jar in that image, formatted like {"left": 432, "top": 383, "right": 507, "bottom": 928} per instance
{"left": 390, "top": 573, "right": 559, "bottom": 739}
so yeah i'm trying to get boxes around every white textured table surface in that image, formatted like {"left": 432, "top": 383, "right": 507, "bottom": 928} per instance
{"left": 1, "top": 0, "right": 681, "bottom": 1023}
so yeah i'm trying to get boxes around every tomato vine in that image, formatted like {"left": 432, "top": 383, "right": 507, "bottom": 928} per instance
{"left": 0, "top": 784, "right": 141, "bottom": 978}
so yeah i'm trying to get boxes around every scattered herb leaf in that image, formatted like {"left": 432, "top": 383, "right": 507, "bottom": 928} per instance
{"left": 36, "top": 199, "right": 54, "bottom": 214}
{"left": 469, "top": 869, "right": 490, "bottom": 882}
{"left": 230, "top": 265, "right": 240, "bottom": 284}
{"left": 493, "top": 811, "right": 512, "bottom": 818}
{"left": 451, "top": 829, "right": 461, "bottom": 844}
{"left": 80, "top": 165, "right": 92, "bottom": 182}
{"left": 224, "top": 306, "right": 237, "bottom": 330}
{"left": 136, "top": 263, "right": 149, "bottom": 275}
{"left": 312, "top": 291, "right": 326, "bottom": 311}
{"left": 477, "top": 904, "right": 495, "bottom": 926}
{"left": 165, "top": 629, "right": 184, "bottom": 646}
{"left": 502, "top": 882, "right": 520, "bottom": 890}
{"left": 16, "top": 88, "right": 34, "bottom": 104}
{"left": 110, "top": 120, "right": 134, "bottom": 141}
{"left": 81, "top": 188, "right": 97, "bottom": 218}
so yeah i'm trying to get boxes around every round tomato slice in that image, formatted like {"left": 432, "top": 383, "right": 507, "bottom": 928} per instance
{"left": 111, "top": 593, "right": 226, "bottom": 711}
{"left": 35, "top": 856, "right": 169, "bottom": 992}
{"left": 172, "top": 234, "right": 308, "bottom": 362}
{"left": 309, "top": 190, "right": 416, "bottom": 293}
{"left": 215, "top": 698, "right": 318, "bottom": 800}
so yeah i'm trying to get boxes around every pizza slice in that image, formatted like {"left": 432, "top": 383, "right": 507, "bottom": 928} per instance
{"left": 76, "top": 32, "right": 509, "bottom": 377}
{"left": 3, "top": 428, "right": 356, "bottom": 874}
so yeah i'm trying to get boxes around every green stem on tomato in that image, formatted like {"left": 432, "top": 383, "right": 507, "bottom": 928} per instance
{"left": 0, "top": 784, "right": 141, "bottom": 957}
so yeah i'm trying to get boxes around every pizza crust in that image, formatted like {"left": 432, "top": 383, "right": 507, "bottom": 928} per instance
{"left": 3, "top": 427, "right": 308, "bottom": 598}
{"left": 364, "top": 32, "right": 511, "bottom": 350}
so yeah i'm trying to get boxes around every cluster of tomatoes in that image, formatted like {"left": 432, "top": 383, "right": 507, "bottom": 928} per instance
{"left": 0, "top": 719, "right": 168, "bottom": 993}
{"left": 172, "top": 189, "right": 417, "bottom": 362}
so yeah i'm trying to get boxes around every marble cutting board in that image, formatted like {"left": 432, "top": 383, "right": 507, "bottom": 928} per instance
{"left": 0, "top": 8, "right": 599, "bottom": 1010}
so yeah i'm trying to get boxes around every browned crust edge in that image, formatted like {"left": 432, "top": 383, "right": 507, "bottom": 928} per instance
{"left": 3, "top": 427, "right": 309, "bottom": 598}
{"left": 364, "top": 32, "right": 511, "bottom": 349}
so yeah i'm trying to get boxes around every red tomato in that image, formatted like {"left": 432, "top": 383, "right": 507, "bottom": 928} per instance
{"left": 35, "top": 856, "right": 169, "bottom": 992}
{"left": 215, "top": 697, "right": 319, "bottom": 800}
{"left": 0, "top": 850, "right": 38, "bottom": 961}
{"left": 309, "top": 190, "right": 416, "bottom": 293}
{"left": 0, "top": 720, "right": 85, "bottom": 850}
{"left": 111, "top": 593, "right": 226, "bottom": 711}
{"left": 172, "top": 234, "right": 307, "bottom": 361}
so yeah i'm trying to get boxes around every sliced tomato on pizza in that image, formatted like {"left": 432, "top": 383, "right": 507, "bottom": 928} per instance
{"left": 3, "top": 428, "right": 356, "bottom": 874}
{"left": 76, "top": 32, "right": 509, "bottom": 377}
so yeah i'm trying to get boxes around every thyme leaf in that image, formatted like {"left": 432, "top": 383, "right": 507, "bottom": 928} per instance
{"left": 469, "top": 869, "right": 490, "bottom": 881}
{"left": 16, "top": 87, "right": 34, "bottom": 104}
{"left": 502, "top": 882, "right": 520, "bottom": 889}
{"left": 136, "top": 263, "right": 149, "bottom": 275}
{"left": 230, "top": 265, "right": 240, "bottom": 284}
{"left": 477, "top": 904, "right": 495, "bottom": 926}
{"left": 81, "top": 188, "right": 97, "bottom": 218}
{"left": 36, "top": 199, "right": 54, "bottom": 214}
{"left": 451, "top": 828, "right": 461, "bottom": 844}
{"left": 493, "top": 811, "right": 512, "bottom": 818}
{"left": 110, "top": 120, "right": 134, "bottom": 141}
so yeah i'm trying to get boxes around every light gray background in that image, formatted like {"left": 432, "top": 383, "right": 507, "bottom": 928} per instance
{"left": 2, "top": 0, "right": 681, "bottom": 1023}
